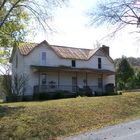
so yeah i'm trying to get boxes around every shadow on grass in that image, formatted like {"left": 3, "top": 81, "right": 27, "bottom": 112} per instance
{"left": 0, "top": 105, "right": 24, "bottom": 118}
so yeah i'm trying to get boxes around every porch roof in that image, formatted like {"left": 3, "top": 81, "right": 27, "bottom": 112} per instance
{"left": 31, "top": 65, "right": 115, "bottom": 75}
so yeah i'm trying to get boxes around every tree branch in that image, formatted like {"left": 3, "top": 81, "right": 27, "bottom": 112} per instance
{"left": 0, "top": 0, "right": 21, "bottom": 28}
{"left": 0, "top": 0, "right": 7, "bottom": 11}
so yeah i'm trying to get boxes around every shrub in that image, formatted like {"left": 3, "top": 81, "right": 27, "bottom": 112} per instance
{"left": 38, "top": 91, "right": 69, "bottom": 100}
{"left": 4, "top": 95, "right": 23, "bottom": 102}
{"left": 39, "top": 92, "right": 50, "bottom": 100}
{"left": 77, "top": 86, "right": 93, "bottom": 97}
{"left": 53, "top": 91, "right": 64, "bottom": 99}
{"left": 104, "top": 92, "right": 120, "bottom": 96}
{"left": 94, "top": 91, "right": 103, "bottom": 96}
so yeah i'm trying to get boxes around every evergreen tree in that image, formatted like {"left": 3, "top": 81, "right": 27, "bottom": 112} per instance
{"left": 117, "top": 57, "right": 134, "bottom": 90}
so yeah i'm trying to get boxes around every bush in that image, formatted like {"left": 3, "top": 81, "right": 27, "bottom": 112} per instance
{"left": 77, "top": 91, "right": 86, "bottom": 97}
{"left": 53, "top": 91, "right": 64, "bottom": 99}
{"left": 39, "top": 92, "right": 51, "bottom": 100}
{"left": 38, "top": 91, "right": 71, "bottom": 100}
{"left": 104, "top": 92, "right": 121, "bottom": 96}
{"left": 53, "top": 90, "right": 75, "bottom": 99}
{"left": 94, "top": 91, "right": 103, "bottom": 96}
{"left": 4, "top": 95, "right": 34, "bottom": 102}
{"left": 77, "top": 86, "right": 93, "bottom": 97}
{"left": 4, "top": 95, "right": 23, "bottom": 102}
{"left": 22, "top": 95, "right": 33, "bottom": 101}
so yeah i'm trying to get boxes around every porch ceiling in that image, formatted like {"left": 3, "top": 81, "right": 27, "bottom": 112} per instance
{"left": 31, "top": 65, "right": 115, "bottom": 75}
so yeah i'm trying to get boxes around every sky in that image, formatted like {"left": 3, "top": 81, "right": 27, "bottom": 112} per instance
{"left": 28, "top": 0, "right": 140, "bottom": 59}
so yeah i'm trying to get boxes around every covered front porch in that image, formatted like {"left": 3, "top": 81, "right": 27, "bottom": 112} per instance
{"left": 31, "top": 65, "right": 115, "bottom": 95}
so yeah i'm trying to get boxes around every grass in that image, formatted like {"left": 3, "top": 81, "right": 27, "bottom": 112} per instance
{"left": 1, "top": 92, "right": 140, "bottom": 140}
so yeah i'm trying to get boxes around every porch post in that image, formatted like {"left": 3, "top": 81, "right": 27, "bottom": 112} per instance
{"left": 86, "top": 72, "right": 88, "bottom": 86}
{"left": 76, "top": 72, "right": 78, "bottom": 92}
{"left": 102, "top": 73, "right": 104, "bottom": 94}
{"left": 58, "top": 71, "right": 60, "bottom": 89}
{"left": 38, "top": 69, "right": 41, "bottom": 92}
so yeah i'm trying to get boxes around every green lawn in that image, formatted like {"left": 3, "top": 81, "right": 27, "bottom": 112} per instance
{"left": 1, "top": 92, "right": 140, "bottom": 140}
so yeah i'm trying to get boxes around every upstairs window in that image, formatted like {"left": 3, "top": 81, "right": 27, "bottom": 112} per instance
{"left": 71, "top": 60, "right": 76, "bottom": 67}
{"left": 41, "top": 52, "right": 46, "bottom": 65}
{"left": 72, "top": 60, "right": 76, "bottom": 67}
{"left": 98, "top": 58, "right": 102, "bottom": 69}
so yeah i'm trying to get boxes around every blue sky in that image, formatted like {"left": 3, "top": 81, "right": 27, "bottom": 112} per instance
{"left": 28, "top": 0, "right": 140, "bottom": 59}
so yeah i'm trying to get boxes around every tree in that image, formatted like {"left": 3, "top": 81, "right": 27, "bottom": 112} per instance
{"left": 0, "top": 0, "right": 67, "bottom": 28}
{"left": 116, "top": 57, "right": 134, "bottom": 90}
{"left": 133, "top": 67, "right": 140, "bottom": 88}
{"left": 0, "top": 0, "right": 28, "bottom": 63}
{"left": 90, "top": 0, "right": 140, "bottom": 33}
{"left": 0, "top": 0, "right": 67, "bottom": 64}
{"left": 0, "top": 64, "right": 29, "bottom": 101}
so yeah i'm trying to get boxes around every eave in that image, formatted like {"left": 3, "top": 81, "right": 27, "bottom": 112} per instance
{"left": 30, "top": 65, "right": 115, "bottom": 76}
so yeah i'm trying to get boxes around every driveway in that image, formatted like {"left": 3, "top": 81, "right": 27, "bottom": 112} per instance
{"left": 63, "top": 119, "right": 140, "bottom": 140}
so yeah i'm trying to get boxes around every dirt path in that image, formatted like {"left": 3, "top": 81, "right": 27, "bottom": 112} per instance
{"left": 63, "top": 119, "right": 140, "bottom": 140}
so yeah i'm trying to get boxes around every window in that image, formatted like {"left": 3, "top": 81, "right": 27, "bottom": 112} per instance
{"left": 98, "top": 58, "right": 102, "bottom": 69}
{"left": 72, "top": 60, "right": 76, "bottom": 67}
{"left": 41, "top": 52, "right": 46, "bottom": 65}
{"left": 41, "top": 74, "right": 47, "bottom": 85}
{"left": 98, "top": 77, "right": 103, "bottom": 88}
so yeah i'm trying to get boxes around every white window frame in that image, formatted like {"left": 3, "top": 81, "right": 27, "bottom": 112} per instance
{"left": 40, "top": 52, "right": 46, "bottom": 65}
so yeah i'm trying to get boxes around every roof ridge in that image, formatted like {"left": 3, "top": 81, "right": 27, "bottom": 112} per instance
{"left": 50, "top": 45, "right": 93, "bottom": 51}
{"left": 19, "top": 41, "right": 39, "bottom": 44}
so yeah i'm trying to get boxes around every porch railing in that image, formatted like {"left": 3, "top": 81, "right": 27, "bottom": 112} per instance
{"left": 33, "top": 85, "right": 103, "bottom": 94}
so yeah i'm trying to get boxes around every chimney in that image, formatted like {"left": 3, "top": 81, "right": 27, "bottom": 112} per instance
{"left": 102, "top": 45, "right": 109, "bottom": 56}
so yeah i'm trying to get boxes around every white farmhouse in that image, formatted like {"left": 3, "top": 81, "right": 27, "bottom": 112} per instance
{"left": 10, "top": 40, "right": 115, "bottom": 98}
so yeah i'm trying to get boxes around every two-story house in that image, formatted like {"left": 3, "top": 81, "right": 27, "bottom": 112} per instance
{"left": 10, "top": 40, "right": 115, "bottom": 98}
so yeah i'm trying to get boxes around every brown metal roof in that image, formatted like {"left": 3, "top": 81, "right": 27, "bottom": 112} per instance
{"left": 17, "top": 41, "right": 99, "bottom": 60}
{"left": 18, "top": 42, "right": 38, "bottom": 55}
{"left": 50, "top": 45, "right": 98, "bottom": 60}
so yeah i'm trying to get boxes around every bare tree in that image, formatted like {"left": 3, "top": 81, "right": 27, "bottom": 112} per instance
{"left": 90, "top": 0, "right": 140, "bottom": 33}
{"left": 0, "top": 64, "right": 28, "bottom": 97}
{"left": 0, "top": 0, "right": 68, "bottom": 66}
{"left": 0, "top": 0, "right": 68, "bottom": 30}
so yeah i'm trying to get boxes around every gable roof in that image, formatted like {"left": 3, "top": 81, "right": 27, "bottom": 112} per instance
{"left": 10, "top": 40, "right": 114, "bottom": 62}
{"left": 50, "top": 45, "right": 98, "bottom": 60}
{"left": 18, "top": 42, "right": 38, "bottom": 55}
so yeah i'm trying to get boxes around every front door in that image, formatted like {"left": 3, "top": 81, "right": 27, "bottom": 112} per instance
{"left": 72, "top": 77, "right": 77, "bottom": 92}
{"left": 40, "top": 74, "right": 47, "bottom": 85}
{"left": 40, "top": 74, "right": 47, "bottom": 92}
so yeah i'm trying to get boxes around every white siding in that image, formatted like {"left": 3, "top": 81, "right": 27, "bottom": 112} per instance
{"left": 104, "top": 75, "right": 115, "bottom": 85}
{"left": 11, "top": 49, "right": 24, "bottom": 76}
{"left": 11, "top": 42, "right": 115, "bottom": 95}
{"left": 23, "top": 43, "right": 115, "bottom": 71}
